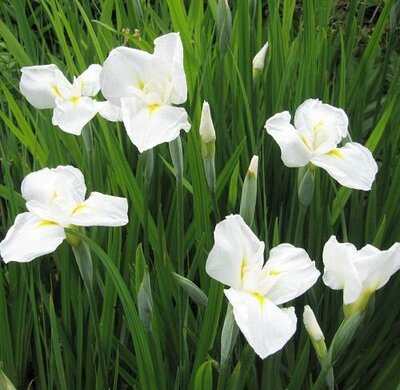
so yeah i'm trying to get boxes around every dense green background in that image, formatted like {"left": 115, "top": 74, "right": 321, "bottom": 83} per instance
{"left": 0, "top": 0, "right": 399, "bottom": 388}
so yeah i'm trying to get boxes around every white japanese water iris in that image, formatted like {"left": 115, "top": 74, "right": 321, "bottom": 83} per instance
{"left": 206, "top": 214, "right": 320, "bottom": 359}
{"left": 100, "top": 32, "right": 191, "bottom": 152}
{"left": 0, "top": 166, "right": 128, "bottom": 263}
{"left": 20, "top": 64, "right": 103, "bottom": 135}
{"left": 322, "top": 236, "right": 400, "bottom": 315}
{"left": 265, "top": 99, "right": 378, "bottom": 190}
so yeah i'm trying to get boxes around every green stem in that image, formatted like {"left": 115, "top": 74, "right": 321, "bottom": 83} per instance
{"left": 72, "top": 241, "right": 107, "bottom": 388}
{"left": 169, "top": 137, "right": 186, "bottom": 385}
{"left": 142, "top": 149, "right": 154, "bottom": 262}
{"left": 294, "top": 206, "right": 306, "bottom": 245}
{"left": 329, "top": 178, "right": 348, "bottom": 242}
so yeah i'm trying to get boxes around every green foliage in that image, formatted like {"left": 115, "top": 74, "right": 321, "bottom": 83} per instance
{"left": 0, "top": 0, "right": 399, "bottom": 388}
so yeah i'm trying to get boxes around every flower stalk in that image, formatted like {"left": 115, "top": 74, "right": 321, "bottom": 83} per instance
{"left": 72, "top": 239, "right": 107, "bottom": 388}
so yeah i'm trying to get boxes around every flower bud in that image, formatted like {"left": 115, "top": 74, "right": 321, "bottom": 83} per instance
{"left": 199, "top": 101, "right": 216, "bottom": 150}
{"left": 0, "top": 370, "right": 16, "bottom": 390}
{"left": 240, "top": 155, "right": 259, "bottom": 226}
{"left": 199, "top": 101, "right": 217, "bottom": 192}
{"left": 303, "top": 305, "right": 327, "bottom": 361}
{"left": 252, "top": 42, "right": 268, "bottom": 80}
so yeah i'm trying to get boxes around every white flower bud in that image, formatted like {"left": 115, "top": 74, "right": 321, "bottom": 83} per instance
{"left": 199, "top": 101, "right": 216, "bottom": 144}
{"left": 247, "top": 155, "right": 259, "bottom": 177}
{"left": 252, "top": 42, "right": 268, "bottom": 78}
{"left": 303, "top": 305, "right": 325, "bottom": 341}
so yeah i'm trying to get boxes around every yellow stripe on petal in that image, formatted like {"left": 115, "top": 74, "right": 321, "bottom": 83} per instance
{"left": 51, "top": 85, "right": 62, "bottom": 97}
{"left": 36, "top": 220, "right": 59, "bottom": 228}
{"left": 252, "top": 292, "right": 266, "bottom": 306}
{"left": 71, "top": 203, "right": 87, "bottom": 215}
{"left": 328, "top": 149, "right": 342, "bottom": 158}
{"left": 69, "top": 96, "right": 80, "bottom": 104}
{"left": 148, "top": 104, "right": 160, "bottom": 112}
{"left": 269, "top": 269, "right": 281, "bottom": 276}
{"left": 240, "top": 258, "right": 247, "bottom": 283}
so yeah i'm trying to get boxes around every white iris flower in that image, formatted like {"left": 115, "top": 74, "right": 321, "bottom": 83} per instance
{"left": 265, "top": 99, "right": 378, "bottom": 190}
{"left": 20, "top": 64, "right": 103, "bottom": 135}
{"left": 322, "top": 236, "right": 400, "bottom": 315}
{"left": 100, "top": 32, "right": 191, "bottom": 152}
{"left": 206, "top": 214, "right": 320, "bottom": 359}
{"left": 0, "top": 166, "right": 128, "bottom": 263}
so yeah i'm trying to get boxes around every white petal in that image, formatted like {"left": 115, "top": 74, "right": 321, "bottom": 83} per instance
{"left": 100, "top": 46, "right": 153, "bottom": 105}
{"left": 52, "top": 96, "right": 97, "bottom": 135}
{"left": 260, "top": 244, "right": 320, "bottom": 305}
{"left": 68, "top": 192, "right": 128, "bottom": 227}
{"left": 22, "top": 165, "right": 86, "bottom": 204}
{"left": 265, "top": 111, "right": 312, "bottom": 167}
{"left": 0, "top": 212, "right": 65, "bottom": 263}
{"left": 225, "top": 288, "right": 297, "bottom": 359}
{"left": 121, "top": 97, "right": 190, "bottom": 153}
{"left": 354, "top": 243, "right": 400, "bottom": 293}
{"left": 76, "top": 64, "right": 102, "bottom": 96}
{"left": 311, "top": 142, "right": 378, "bottom": 190}
{"left": 96, "top": 101, "right": 123, "bottom": 122}
{"left": 23, "top": 166, "right": 86, "bottom": 224}
{"left": 294, "top": 99, "right": 348, "bottom": 149}
{"left": 153, "top": 32, "right": 187, "bottom": 104}
{"left": 21, "top": 167, "right": 56, "bottom": 204}
{"left": 19, "top": 64, "right": 71, "bottom": 109}
{"left": 205, "top": 215, "right": 264, "bottom": 290}
{"left": 322, "top": 236, "right": 362, "bottom": 304}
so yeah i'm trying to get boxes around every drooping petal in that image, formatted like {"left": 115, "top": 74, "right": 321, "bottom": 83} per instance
{"left": 100, "top": 46, "right": 153, "bottom": 105}
{"left": 260, "top": 244, "right": 320, "bottom": 305}
{"left": 68, "top": 192, "right": 128, "bottom": 227}
{"left": 19, "top": 64, "right": 71, "bottom": 109}
{"left": 225, "top": 288, "right": 297, "bottom": 359}
{"left": 121, "top": 97, "right": 190, "bottom": 152}
{"left": 96, "top": 101, "right": 123, "bottom": 122}
{"left": 311, "top": 142, "right": 378, "bottom": 190}
{"left": 354, "top": 243, "right": 400, "bottom": 293}
{"left": 294, "top": 99, "right": 348, "bottom": 152}
{"left": 205, "top": 215, "right": 264, "bottom": 290}
{"left": 322, "top": 236, "right": 362, "bottom": 304}
{"left": 52, "top": 96, "right": 97, "bottom": 135}
{"left": 265, "top": 112, "right": 312, "bottom": 167}
{"left": 75, "top": 64, "right": 102, "bottom": 96}
{"left": 153, "top": 32, "right": 187, "bottom": 104}
{"left": 0, "top": 212, "right": 65, "bottom": 263}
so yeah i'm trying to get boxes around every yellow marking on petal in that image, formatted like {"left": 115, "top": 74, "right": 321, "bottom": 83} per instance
{"left": 71, "top": 203, "right": 87, "bottom": 215}
{"left": 313, "top": 120, "right": 324, "bottom": 133}
{"left": 148, "top": 104, "right": 160, "bottom": 112}
{"left": 328, "top": 149, "right": 342, "bottom": 158}
{"left": 269, "top": 269, "right": 281, "bottom": 276}
{"left": 51, "top": 191, "right": 58, "bottom": 200}
{"left": 137, "top": 80, "right": 145, "bottom": 90}
{"left": 252, "top": 292, "right": 266, "bottom": 305}
{"left": 240, "top": 258, "right": 247, "bottom": 283}
{"left": 69, "top": 96, "right": 80, "bottom": 104}
{"left": 300, "top": 134, "right": 312, "bottom": 151}
{"left": 36, "top": 220, "right": 59, "bottom": 228}
{"left": 51, "top": 85, "right": 61, "bottom": 97}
